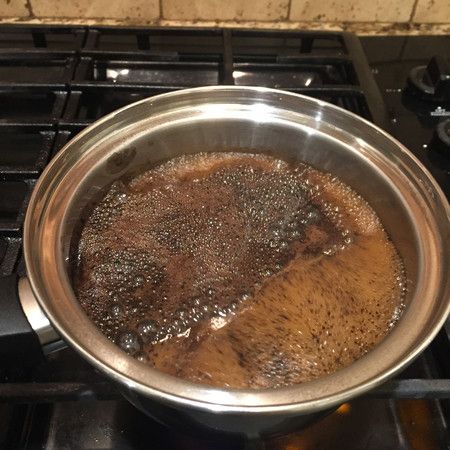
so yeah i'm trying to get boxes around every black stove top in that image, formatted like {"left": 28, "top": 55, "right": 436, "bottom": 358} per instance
{"left": 0, "top": 26, "right": 449, "bottom": 450}
{"left": 362, "top": 35, "right": 450, "bottom": 199}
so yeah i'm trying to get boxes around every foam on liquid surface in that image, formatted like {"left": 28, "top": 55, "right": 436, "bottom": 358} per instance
{"left": 73, "top": 152, "right": 406, "bottom": 389}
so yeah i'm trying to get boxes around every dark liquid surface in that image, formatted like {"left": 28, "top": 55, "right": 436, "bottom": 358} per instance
{"left": 73, "top": 152, "right": 406, "bottom": 389}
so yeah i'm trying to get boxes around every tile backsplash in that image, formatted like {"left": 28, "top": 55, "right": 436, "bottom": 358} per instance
{"left": 0, "top": 0, "right": 449, "bottom": 28}
{"left": 290, "top": 0, "right": 416, "bottom": 23}
{"left": 31, "top": 0, "right": 160, "bottom": 20}
{"left": 163, "top": 0, "right": 290, "bottom": 21}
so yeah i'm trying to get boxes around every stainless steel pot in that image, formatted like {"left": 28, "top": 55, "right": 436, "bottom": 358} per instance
{"left": 6, "top": 86, "right": 450, "bottom": 438}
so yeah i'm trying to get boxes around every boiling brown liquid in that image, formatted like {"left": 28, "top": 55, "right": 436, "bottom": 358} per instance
{"left": 73, "top": 152, "right": 406, "bottom": 389}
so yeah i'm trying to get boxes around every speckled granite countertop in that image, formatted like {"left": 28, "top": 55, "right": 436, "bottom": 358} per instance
{"left": 0, "top": 18, "right": 449, "bottom": 35}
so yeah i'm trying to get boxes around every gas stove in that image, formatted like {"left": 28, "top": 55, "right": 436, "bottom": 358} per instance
{"left": 0, "top": 26, "right": 449, "bottom": 450}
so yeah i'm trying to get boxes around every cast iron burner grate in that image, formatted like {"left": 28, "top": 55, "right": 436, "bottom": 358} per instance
{"left": 0, "top": 25, "right": 448, "bottom": 450}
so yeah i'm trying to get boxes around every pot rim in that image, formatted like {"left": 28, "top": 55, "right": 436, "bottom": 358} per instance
{"left": 23, "top": 86, "right": 450, "bottom": 414}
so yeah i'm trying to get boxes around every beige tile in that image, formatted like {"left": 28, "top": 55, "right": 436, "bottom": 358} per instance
{"left": 0, "top": 0, "right": 29, "bottom": 17}
{"left": 31, "top": 0, "right": 159, "bottom": 20}
{"left": 290, "top": 0, "right": 416, "bottom": 22}
{"left": 414, "top": 0, "right": 450, "bottom": 23}
{"left": 162, "top": 0, "right": 289, "bottom": 21}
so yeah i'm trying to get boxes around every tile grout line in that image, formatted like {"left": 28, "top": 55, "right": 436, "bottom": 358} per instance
{"left": 409, "top": 0, "right": 420, "bottom": 24}
{"left": 25, "top": 0, "right": 35, "bottom": 18}
{"left": 159, "top": 0, "right": 164, "bottom": 20}
{"left": 287, "top": 0, "right": 293, "bottom": 21}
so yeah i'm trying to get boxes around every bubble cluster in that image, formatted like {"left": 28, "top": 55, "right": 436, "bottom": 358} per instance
{"left": 73, "top": 152, "right": 406, "bottom": 389}
{"left": 117, "top": 330, "right": 141, "bottom": 355}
